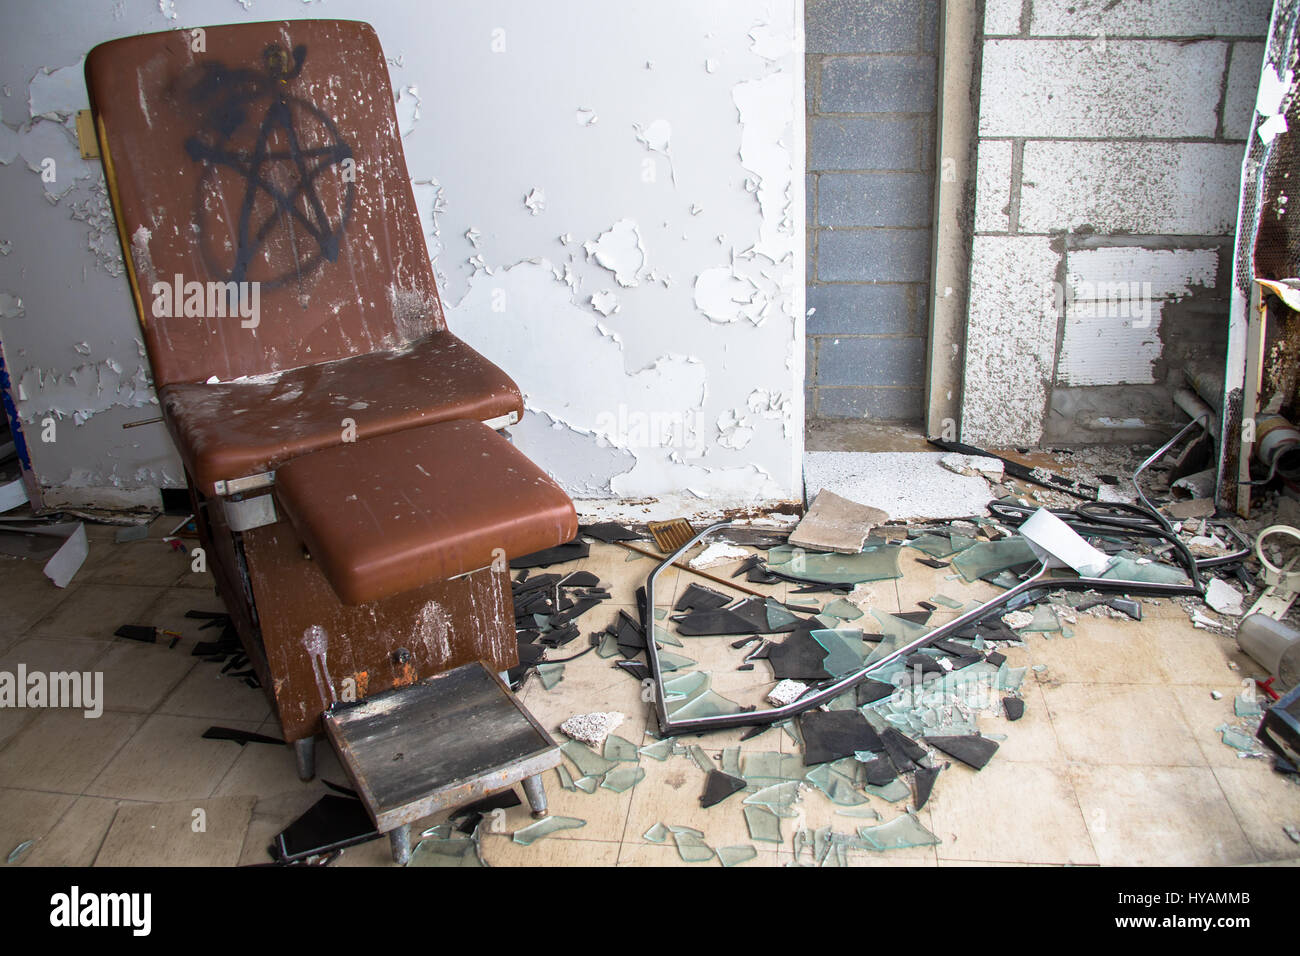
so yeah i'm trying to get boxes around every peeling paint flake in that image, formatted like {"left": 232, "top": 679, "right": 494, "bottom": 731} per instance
{"left": 583, "top": 219, "right": 646, "bottom": 288}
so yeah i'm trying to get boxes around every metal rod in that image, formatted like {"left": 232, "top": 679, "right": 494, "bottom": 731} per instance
{"left": 613, "top": 538, "right": 773, "bottom": 600}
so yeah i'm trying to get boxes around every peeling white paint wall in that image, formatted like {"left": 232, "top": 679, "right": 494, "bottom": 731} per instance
{"left": 0, "top": 0, "right": 806, "bottom": 508}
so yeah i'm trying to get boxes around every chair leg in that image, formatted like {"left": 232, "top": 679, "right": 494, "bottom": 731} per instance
{"left": 389, "top": 824, "right": 412, "bottom": 865}
{"left": 293, "top": 737, "right": 315, "bottom": 781}
{"left": 522, "top": 773, "right": 548, "bottom": 817}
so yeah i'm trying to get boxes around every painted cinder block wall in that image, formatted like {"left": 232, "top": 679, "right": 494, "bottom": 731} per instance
{"left": 960, "top": 0, "right": 1271, "bottom": 447}
{"left": 0, "top": 0, "right": 806, "bottom": 511}
{"left": 805, "top": 0, "right": 941, "bottom": 423}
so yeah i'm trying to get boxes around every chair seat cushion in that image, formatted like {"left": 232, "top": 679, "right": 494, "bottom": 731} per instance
{"left": 161, "top": 332, "right": 523, "bottom": 495}
{"left": 273, "top": 420, "right": 577, "bottom": 605}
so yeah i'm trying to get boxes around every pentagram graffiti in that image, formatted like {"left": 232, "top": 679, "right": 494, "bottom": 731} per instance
{"left": 183, "top": 44, "right": 355, "bottom": 291}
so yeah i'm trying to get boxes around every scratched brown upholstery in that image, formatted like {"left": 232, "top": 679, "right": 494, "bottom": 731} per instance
{"left": 161, "top": 332, "right": 522, "bottom": 496}
{"left": 276, "top": 421, "right": 578, "bottom": 606}
{"left": 87, "top": 20, "right": 526, "bottom": 488}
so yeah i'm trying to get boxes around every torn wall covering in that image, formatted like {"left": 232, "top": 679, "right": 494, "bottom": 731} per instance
{"left": 0, "top": 0, "right": 805, "bottom": 510}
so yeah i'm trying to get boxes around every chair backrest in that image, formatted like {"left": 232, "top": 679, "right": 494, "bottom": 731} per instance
{"left": 86, "top": 19, "right": 445, "bottom": 388}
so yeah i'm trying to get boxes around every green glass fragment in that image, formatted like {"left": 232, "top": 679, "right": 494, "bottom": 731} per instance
{"left": 656, "top": 650, "right": 696, "bottom": 672}
{"left": 1217, "top": 724, "right": 1261, "bottom": 751}
{"left": 561, "top": 739, "right": 617, "bottom": 777}
{"left": 951, "top": 538, "right": 1037, "bottom": 583}
{"left": 823, "top": 598, "right": 865, "bottom": 621}
{"left": 596, "top": 633, "right": 620, "bottom": 658}
{"left": 805, "top": 763, "right": 869, "bottom": 805}
{"left": 512, "top": 815, "right": 586, "bottom": 845}
{"left": 644, "top": 822, "right": 669, "bottom": 843}
{"left": 556, "top": 764, "right": 578, "bottom": 792}
{"left": 863, "top": 778, "right": 910, "bottom": 802}
{"left": 638, "top": 738, "right": 674, "bottom": 761}
{"left": 653, "top": 624, "right": 683, "bottom": 647}
{"left": 717, "top": 844, "right": 758, "bottom": 867}
{"left": 670, "top": 827, "right": 714, "bottom": 862}
{"left": 407, "top": 832, "right": 484, "bottom": 867}
{"left": 765, "top": 543, "right": 904, "bottom": 584}
{"left": 1099, "top": 557, "right": 1188, "bottom": 585}
{"left": 603, "top": 734, "right": 640, "bottom": 762}
{"left": 601, "top": 766, "right": 645, "bottom": 792}
{"left": 929, "top": 594, "right": 965, "bottom": 610}
{"left": 1235, "top": 694, "right": 1264, "bottom": 718}
{"left": 743, "top": 780, "right": 802, "bottom": 811}
{"left": 742, "top": 751, "right": 805, "bottom": 783}
{"left": 537, "top": 662, "right": 565, "bottom": 689}
{"left": 721, "top": 747, "right": 742, "bottom": 778}
{"left": 857, "top": 813, "right": 940, "bottom": 851}
{"left": 811, "top": 628, "right": 868, "bottom": 678}
{"left": 574, "top": 776, "right": 599, "bottom": 794}
{"left": 743, "top": 804, "right": 784, "bottom": 843}
{"left": 996, "top": 662, "right": 1027, "bottom": 692}
{"left": 1021, "top": 604, "right": 1061, "bottom": 633}
{"left": 687, "top": 744, "right": 714, "bottom": 773}
{"left": 906, "top": 534, "right": 957, "bottom": 557}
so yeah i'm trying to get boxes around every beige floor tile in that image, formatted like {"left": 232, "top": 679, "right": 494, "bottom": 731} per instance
{"left": 95, "top": 641, "right": 197, "bottom": 714}
{"left": 137, "top": 587, "right": 229, "bottom": 644}
{"left": 78, "top": 537, "right": 193, "bottom": 588}
{"left": 156, "top": 664, "right": 271, "bottom": 723}
{"left": 0, "top": 709, "right": 143, "bottom": 793}
{"left": 1169, "top": 684, "right": 1264, "bottom": 769}
{"left": 622, "top": 749, "right": 754, "bottom": 848}
{"left": 21, "top": 795, "right": 141, "bottom": 866}
{"left": 1070, "top": 764, "right": 1256, "bottom": 866}
{"left": 1211, "top": 765, "right": 1300, "bottom": 862}
{"left": 1025, "top": 613, "right": 1166, "bottom": 683}
{"left": 977, "top": 682, "right": 1063, "bottom": 763}
{"left": 0, "top": 637, "right": 110, "bottom": 748}
{"left": 1042, "top": 682, "right": 1205, "bottom": 767}
{"left": 94, "top": 796, "right": 256, "bottom": 866}
{"left": 213, "top": 732, "right": 344, "bottom": 799}
{"left": 24, "top": 584, "right": 169, "bottom": 642}
{"left": 483, "top": 832, "right": 620, "bottom": 866}
{"left": 0, "top": 787, "right": 76, "bottom": 862}
{"left": 1144, "top": 617, "right": 1267, "bottom": 685}
{"left": 85, "top": 714, "right": 260, "bottom": 802}
{"left": 0, "top": 558, "right": 74, "bottom": 641}
{"left": 927, "top": 759, "right": 1097, "bottom": 864}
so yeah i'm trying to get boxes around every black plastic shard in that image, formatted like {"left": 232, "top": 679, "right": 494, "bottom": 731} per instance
{"left": 894, "top": 610, "right": 932, "bottom": 625}
{"left": 985, "top": 650, "right": 1007, "bottom": 668}
{"left": 558, "top": 570, "right": 601, "bottom": 588}
{"left": 856, "top": 679, "right": 895, "bottom": 706}
{"left": 800, "top": 710, "right": 883, "bottom": 765}
{"left": 925, "top": 734, "right": 999, "bottom": 770}
{"left": 672, "top": 607, "right": 758, "bottom": 636}
{"left": 766, "top": 630, "right": 832, "bottom": 681}
{"left": 616, "top": 660, "right": 651, "bottom": 681}
{"left": 1003, "top": 697, "right": 1025, "bottom": 721}
{"left": 859, "top": 757, "right": 897, "bottom": 787}
{"left": 115, "top": 624, "right": 157, "bottom": 643}
{"left": 272, "top": 794, "right": 380, "bottom": 863}
{"left": 879, "top": 728, "right": 926, "bottom": 772}
{"left": 916, "top": 558, "right": 950, "bottom": 569}
{"left": 700, "top": 769, "right": 747, "bottom": 808}
{"left": 733, "top": 554, "right": 765, "bottom": 578}
{"left": 510, "top": 540, "right": 590, "bottom": 569}
{"left": 913, "top": 766, "right": 939, "bottom": 810}
{"left": 202, "top": 726, "right": 285, "bottom": 746}
{"left": 579, "top": 522, "right": 640, "bottom": 543}
{"left": 675, "top": 583, "right": 732, "bottom": 612}
{"left": 905, "top": 653, "right": 947, "bottom": 676}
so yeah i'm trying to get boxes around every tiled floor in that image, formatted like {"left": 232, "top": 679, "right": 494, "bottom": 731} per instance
{"left": 1, "top": 517, "right": 1297, "bottom": 867}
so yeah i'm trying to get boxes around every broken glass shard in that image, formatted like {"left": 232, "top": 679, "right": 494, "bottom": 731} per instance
{"left": 596, "top": 633, "right": 620, "bottom": 658}
{"left": 1218, "top": 724, "right": 1261, "bottom": 751}
{"left": 537, "top": 662, "right": 565, "bottom": 690}
{"left": 573, "top": 776, "right": 599, "bottom": 794}
{"left": 996, "top": 662, "right": 1027, "bottom": 692}
{"left": 766, "top": 630, "right": 833, "bottom": 680}
{"left": 643, "top": 822, "right": 669, "bottom": 843}
{"left": 556, "top": 764, "right": 578, "bottom": 792}
{"left": 638, "top": 738, "right": 674, "bottom": 761}
{"left": 857, "top": 813, "right": 940, "bottom": 851}
{"left": 512, "top": 815, "right": 586, "bottom": 845}
{"left": 1235, "top": 694, "right": 1264, "bottom": 718}
{"left": 929, "top": 594, "right": 965, "bottom": 610}
{"left": 906, "top": 534, "right": 957, "bottom": 558}
{"left": 822, "top": 598, "right": 865, "bottom": 621}
{"left": 811, "top": 628, "right": 868, "bottom": 678}
{"left": 765, "top": 543, "right": 904, "bottom": 584}
{"left": 1098, "top": 556, "right": 1188, "bottom": 585}
{"left": 743, "top": 805, "right": 784, "bottom": 843}
{"left": 717, "top": 844, "right": 758, "bottom": 867}
{"left": 913, "top": 765, "right": 940, "bottom": 809}
{"left": 721, "top": 747, "right": 742, "bottom": 777}
{"left": 407, "top": 832, "right": 484, "bottom": 867}
{"left": 952, "top": 538, "right": 1038, "bottom": 583}
{"left": 656, "top": 650, "right": 696, "bottom": 672}
{"left": 742, "top": 751, "right": 806, "bottom": 783}
{"left": 601, "top": 766, "right": 645, "bottom": 792}
{"left": 805, "top": 763, "right": 869, "bottom": 806}
{"left": 561, "top": 739, "right": 617, "bottom": 778}
{"left": 603, "top": 734, "right": 640, "bottom": 762}
{"left": 744, "top": 780, "right": 802, "bottom": 812}
{"left": 864, "top": 777, "right": 911, "bottom": 802}
{"left": 653, "top": 624, "right": 683, "bottom": 647}
{"left": 670, "top": 827, "right": 715, "bottom": 862}
{"left": 1021, "top": 604, "right": 1062, "bottom": 633}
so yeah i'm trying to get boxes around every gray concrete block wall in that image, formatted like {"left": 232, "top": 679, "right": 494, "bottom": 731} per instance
{"left": 806, "top": 0, "right": 940, "bottom": 423}
{"left": 961, "top": 0, "right": 1271, "bottom": 447}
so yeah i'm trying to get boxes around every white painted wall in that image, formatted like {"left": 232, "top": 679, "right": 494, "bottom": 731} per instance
{"left": 0, "top": 0, "right": 805, "bottom": 511}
